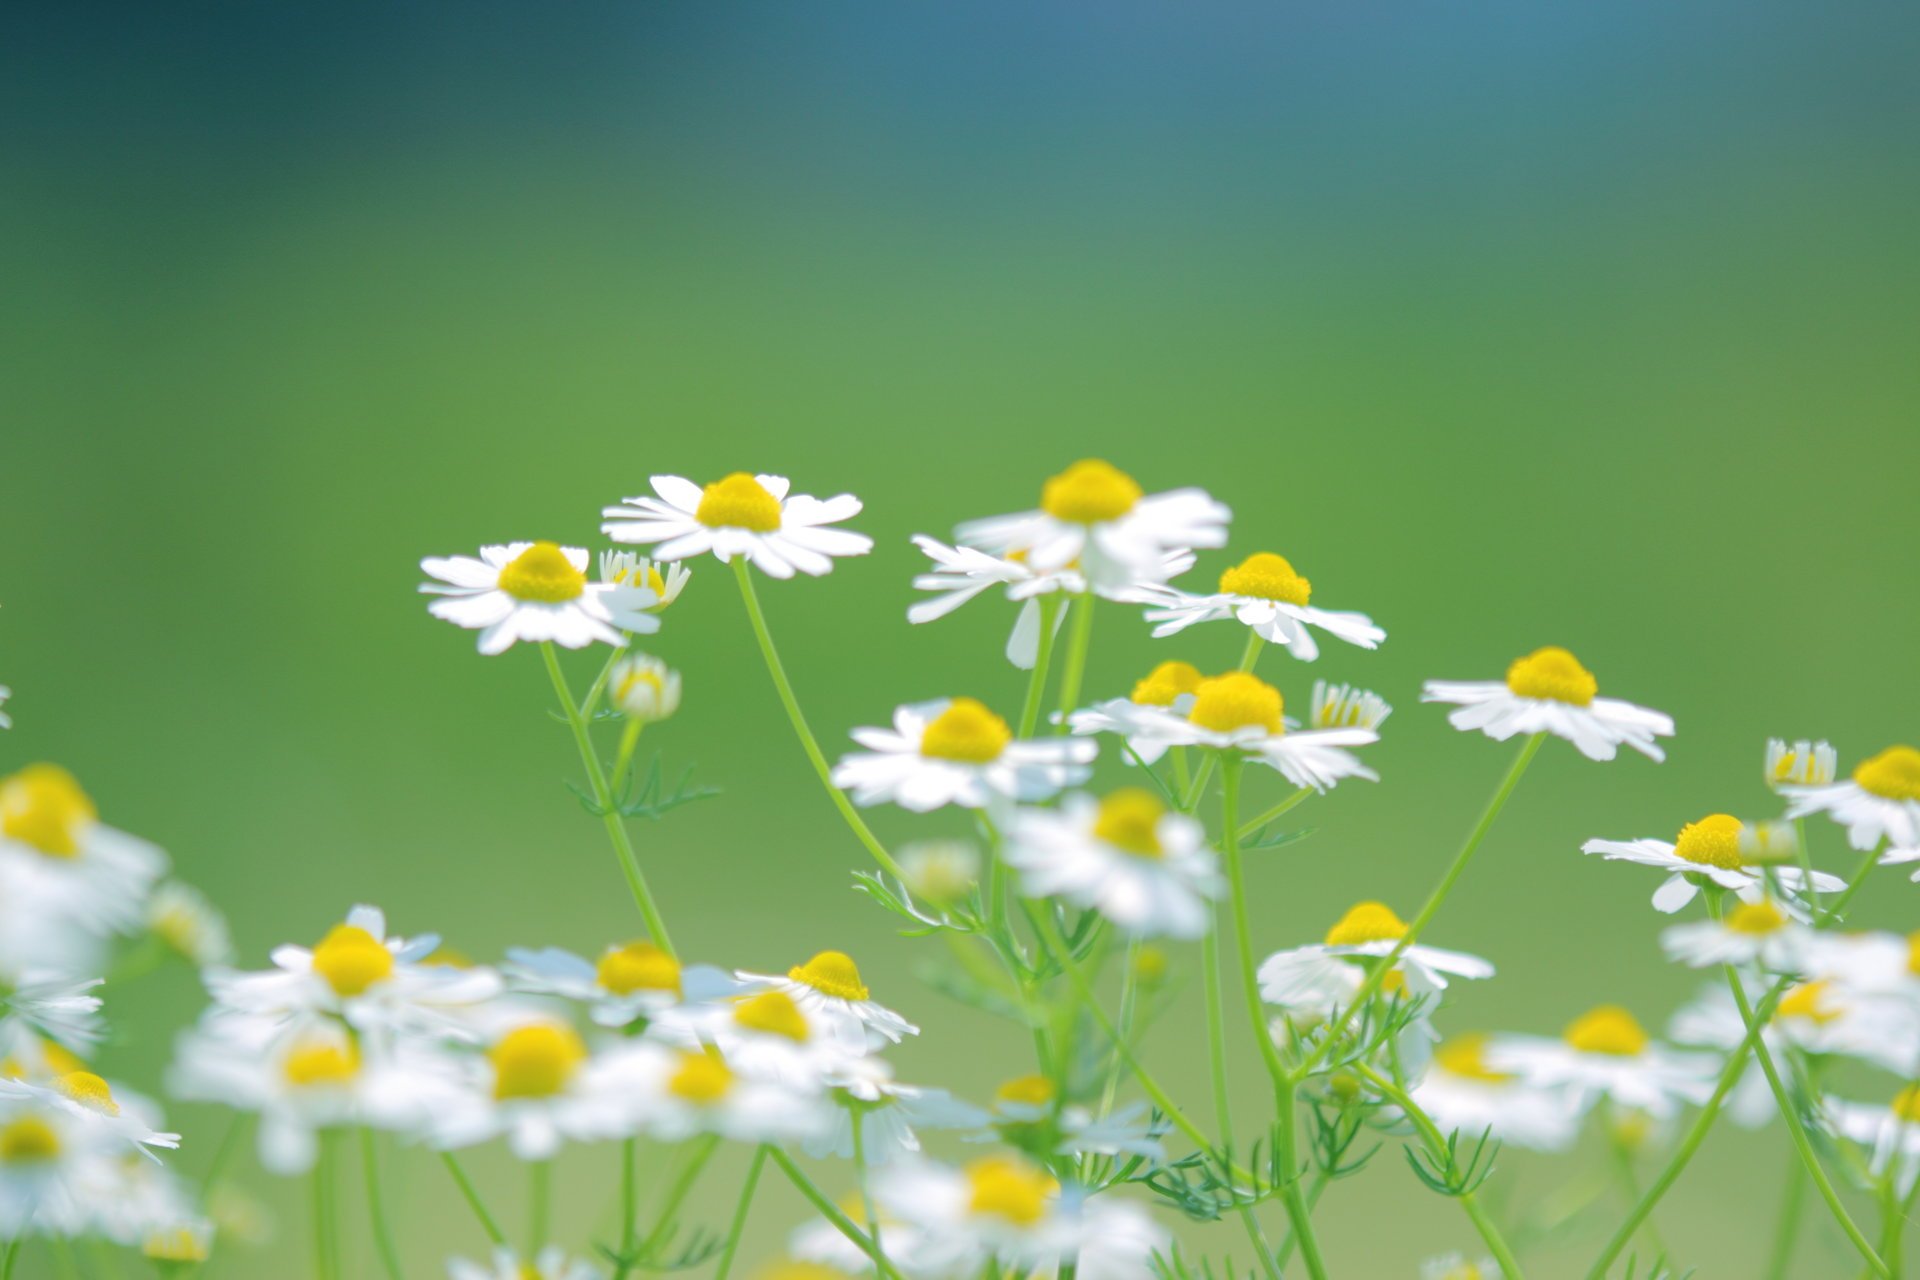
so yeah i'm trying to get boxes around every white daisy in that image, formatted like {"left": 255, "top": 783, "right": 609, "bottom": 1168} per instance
{"left": 736, "top": 951, "right": 918, "bottom": 1054}
{"left": 1766, "top": 738, "right": 1837, "bottom": 790}
{"left": 1783, "top": 745, "right": 1920, "bottom": 852}
{"left": 1408, "top": 1034, "right": 1580, "bottom": 1152}
{"left": 1065, "top": 660, "right": 1210, "bottom": 765}
{"left": 1825, "top": 1088, "right": 1920, "bottom": 1195}
{"left": 0, "top": 1072, "right": 178, "bottom": 1162}
{"left": 1308, "top": 680, "right": 1392, "bottom": 732}
{"left": 645, "top": 988, "right": 855, "bottom": 1091}
{"left": 83, "top": 1143, "right": 199, "bottom": 1248}
{"left": 1003, "top": 790, "right": 1223, "bottom": 939}
{"left": 1112, "top": 672, "right": 1379, "bottom": 792}
{"left": 1488, "top": 1006, "right": 1713, "bottom": 1120}
{"left": 0, "top": 975, "right": 104, "bottom": 1053}
{"left": 597, "top": 549, "right": 691, "bottom": 611}
{"left": 504, "top": 942, "right": 736, "bottom": 1030}
{"left": 0, "top": 763, "right": 167, "bottom": 941}
{"left": 896, "top": 840, "right": 982, "bottom": 907}
{"left": 1422, "top": 1254, "right": 1501, "bottom": 1280}
{"left": 804, "top": 1056, "right": 988, "bottom": 1165}
{"left": 1660, "top": 897, "right": 1813, "bottom": 971}
{"left": 953, "top": 459, "right": 1229, "bottom": 592}
{"left": 137, "top": 1215, "right": 215, "bottom": 1265}
{"left": 1804, "top": 929, "right": 1920, "bottom": 1018}
{"left": 449, "top": 1245, "right": 604, "bottom": 1280}
{"left": 607, "top": 653, "right": 682, "bottom": 723}
{"left": 1422, "top": 646, "right": 1674, "bottom": 762}
{"left": 831, "top": 698, "right": 1095, "bottom": 813}
{"left": 0, "top": 1089, "right": 119, "bottom": 1238}
{"left": 1123, "top": 551, "right": 1385, "bottom": 662}
{"left": 420, "top": 542, "right": 660, "bottom": 655}
{"left": 601, "top": 473, "right": 872, "bottom": 578}
{"left": 1257, "top": 902, "right": 1493, "bottom": 1015}
{"left": 789, "top": 1199, "right": 934, "bottom": 1277}
{"left": 1580, "top": 814, "right": 1844, "bottom": 913}
{"left": 431, "top": 1019, "right": 637, "bottom": 1160}
{"left": 147, "top": 881, "right": 234, "bottom": 968}
{"left": 608, "top": 1042, "right": 830, "bottom": 1145}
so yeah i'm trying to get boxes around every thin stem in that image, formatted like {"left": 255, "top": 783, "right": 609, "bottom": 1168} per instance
{"left": 541, "top": 642, "right": 676, "bottom": 955}
{"left": 528, "top": 1159, "right": 552, "bottom": 1255}
{"left": 1603, "top": 1113, "right": 1665, "bottom": 1262}
{"left": 612, "top": 718, "right": 645, "bottom": 788}
{"left": 1018, "top": 595, "right": 1064, "bottom": 739}
{"left": 731, "top": 559, "right": 905, "bottom": 879}
{"left": 1792, "top": 816, "right": 1820, "bottom": 914}
{"left": 1201, "top": 904, "right": 1235, "bottom": 1147}
{"left": 359, "top": 1129, "right": 407, "bottom": 1280}
{"left": 851, "top": 1109, "right": 886, "bottom": 1264}
{"left": 1234, "top": 787, "right": 1312, "bottom": 844}
{"left": 1, "top": 1240, "right": 18, "bottom": 1280}
{"left": 1052, "top": 591, "right": 1096, "bottom": 733}
{"left": 440, "top": 1152, "right": 506, "bottom": 1246}
{"left": 770, "top": 1148, "right": 906, "bottom": 1280}
{"left": 1819, "top": 840, "right": 1887, "bottom": 927}
{"left": 621, "top": 1136, "right": 638, "bottom": 1265}
{"left": 1237, "top": 629, "right": 1266, "bottom": 672}
{"left": 197, "top": 1111, "right": 251, "bottom": 1207}
{"left": 1765, "top": 1146, "right": 1808, "bottom": 1280}
{"left": 634, "top": 1135, "right": 720, "bottom": 1267}
{"left": 713, "top": 1145, "right": 769, "bottom": 1280}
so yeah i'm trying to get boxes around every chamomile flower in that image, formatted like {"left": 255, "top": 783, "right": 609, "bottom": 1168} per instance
{"left": 139, "top": 1217, "right": 215, "bottom": 1266}
{"left": 1766, "top": 738, "right": 1837, "bottom": 790}
{"left": 1783, "top": 745, "right": 1920, "bottom": 852}
{"left": 1488, "top": 1006, "right": 1712, "bottom": 1120}
{"left": 612, "top": 1043, "right": 830, "bottom": 1145}
{"left": 1408, "top": 1034, "right": 1580, "bottom": 1152}
{"left": 1804, "top": 929, "right": 1920, "bottom": 1013}
{"left": 1422, "top": 1255, "right": 1501, "bottom": 1280}
{"left": 1125, "top": 551, "right": 1385, "bottom": 662}
{"left": 607, "top": 654, "right": 682, "bottom": 723}
{"left": 503, "top": 942, "right": 735, "bottom": 1029}
{"left": 0, "top": 975, "right": 104, "bottom": 1053}
{"left": 1066, "top": 661, "right": 1209, "bottom": 765}
{"left": 954, "top": 459, "right": 1230, "bottom": 592}
{"left": 598, "top": 550, "right": 690, "bottom": 610}
{"left": 432, "top": 1020, "right": 634, "bottom": 1160}
{"left": 897, "top": 840, "right": 981, "bottom": 907}
{"left": 736, "top": 951, "right": 918, "bottom": 1053}
{"left": 601, "top": 473, "right": 872, "bottom": 578}
{"left": 449, "top": 1246, "right": 603, "bottom": 1280}
{"left": 1823, "top": 1086, "right": 1920, "bottom": 1196}
{"left": 0, "top": 763, "right": 166, "bottom": 940}
{"left": 907, "top": 536, "right": 1194, "bottom": 669}
{"left": 1580, "top": 814, "right": 1844, "bottom": 913}
{"left": 1422, "top": 647, "right": 1674, "bottom": 762}
{"left": 419, "top": 542, "right": 660, "bottom": 654}
{"left": 147, "top": 881, "right": 234, "bottom": 968}
{"left": 1309, "top": 681, "right": 1392, "bottom": 732}
{"left": 1003, "top": 790, "right": 1223, "bottom": 939}
{"left": 1116, "top": 672, "right": 1380, "bottom": 792}
{"left": 790, "top": 1208, "right": 930, "bottom": 1277}
{"left": 0, "top": 1091, "right": 113, "bottom": 1237}
{"left": 831, "top": 698, "right": 1095, "bottom": 813}
{"left": 803, "top": 1056, "right": 988, "bottom": 1165}
{"left": 79, "top": 1143, "right": 198, "bottom": 1247}
{"left": 1660, "top": 897, "right": 1813, "bottom": 971}
{"left": 0, "top": 1072, "right": 179, "bottom": 1161}
{"left": 646, "top": 989, "right": 854, "bottom": 1091}
{"left": 1257, "top": 902, "right": 1494, "bottom": 1014}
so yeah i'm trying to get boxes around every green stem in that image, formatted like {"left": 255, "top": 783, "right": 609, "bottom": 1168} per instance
{"left": 528, "top": 1159, "right": 551, "bottom": 1255}
{"left": 612, "top": 719, "right": 645, "bottom": 789}
{"left": 1603, "top": 1113, "right": 1665, "bottom": 1262}
{"left": 632, "top": 1135, "right": 720, "bottom": 1270}
{"left": 1234, "top": 787, "right": 1312, "bottom": 843}
{"left": 1, "top": 1240, "right": 18, "bottom": 1280}
{"left": 620, "top": 1137, "right": 638, "bottom": 1264}
{"left": 1201, "top": 904, "right": 1235, "bottom": 1148}
{"left": 713, "top": 1145, "right": 769, "bottom": 1280}
{"left": 1792, "top": 816, "right": 1820, "bottom": 915}
{"left": 1765, "top": 1149, "right": 1808, "bottom": 1280}
{"left": 541, "top": 642, "right": 676, "bottom": 955}
{"left": 359, "top": 1129, "right": 407, "bottom": 1280}
{"left": 1819, "top": 840, "right": 1886, "bottom": 927}
{"left": 1177, "top": 636, "right": 1266, "bottom": 812}
{"left": 769, "top": 1148, "right": 906, "bottom": 1280}
{"left": 197, "top": 1111, "right": 251, "bottom": 1208}
{"left": 851, "top": 1109, "right": 886, "bottom": 1264}
{"left": 1018, "top": 595, "right": 1064, "bottom": 739}
{"left": 1053, "top": 591, "right": 1097, "bottom": 732}
{"left": 731, "top": 559, "right": 905, "bottom": 879}
{"left": 440, "top": 1152, "right": 506, "bottom": 1246}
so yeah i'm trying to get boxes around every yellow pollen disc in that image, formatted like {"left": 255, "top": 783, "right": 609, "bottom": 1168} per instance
{"left": 964, "top": 1156, "right": 1054, "bottom": 1226}
{"left": 1218, "top": 552, "right": 1312, "bottom": 606}
{"left": 1853, "top": 746, "right": 1920, "bottom": 802}
{"left": 1039, "top": 459, "right": 1143, "bottom": 524}
{"left": 496, "top": 541, "right": 587, "bottom": 604}
{"left": 1504, "top": 647, "right": 1598, "bottom": 706}
{"left": 1187, "top": 672, "right": 1284, "bottom": 735}
{"left": 142, "top": 1228, "right": 210, "bottom": 1263}
{"left": 1324, "top": 901, "right": 1409, "bottom": 948}
{"left": 1724, "top": 899, "right": 1788, "bottom": 935}
{"left": 1672, "top": 814, "right": 1745, "bottom": 870}
{"left": 1895, "top": 1084, "right": 1920, "bottom": 1125}
{"left": 0, "top": 763, "right": 98, "bottom": 859}
{"left": 1131, "top": 660, "right": 1204, "bottom": 707}
{"left": 1907, "top": 930, "right": 1920, "bottom": 977}
{"left": 1435, "top": 1034, "right": 1512, "bottom": 1084}
{"left": 490, "top": 1024, "right": 587, "bottom": 1101}
{"left": 55, "top": 1071, "right": 118, "bottom": 1116}
{"left": 597, "top": 942, "right": 682, "bottom": 997}
{"left": 787, "top": 951, "right": 870, "bottom": 1002}
{"left": 995, "top": 1075, "right": 1056, "bottom": 1107}
{"left": 1132, "top": 945, "right": 1169, "bottom": 985}
{"left": 1093, "top": 788, "right": 1166, "bottom": 858}
{"left": 282, "top": 1039, "right": 361, "bottom": 1088}
{"left": 1778, "top": 981, "right": 1841, "bottom": 1025}
{"left": 1564, "top": 1006, "right": 1648, "bottom": 1057}
{"left": 756, "top": 1263, "right": 861, "bottom": 1280}
{"left": 918, "top": 698, "right": 1012, "bottom": 764}
{"left": 668, "top": 1049, "right": 734, "bottom": 1105}
{"left": 310, "top": 924, "right": 396, "bottom": 997}
{"left": 0, "top": 1116, "right": 61, "bottom": 1164}
{"left": 695, "top": 473, "right": 783, "bottom": 532}
{"left": 733, "top": 991, "right": 810, "bottom": 1042}
{"left": 43, "top": 1043, "right": 84, "bottom": 1076}
{"left": 1379, "top": 969, "right": 1408, "bottom": 997}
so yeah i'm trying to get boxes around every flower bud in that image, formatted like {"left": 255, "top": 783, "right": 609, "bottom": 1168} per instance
{"left": 609, "top": 654, "right": 682, "bottom": 723}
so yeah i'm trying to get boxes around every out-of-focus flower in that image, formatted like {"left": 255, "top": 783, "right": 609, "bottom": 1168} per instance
{"left": 832, "top": 699, "right": 1094, "bottom": 813}
{"left": 420, "top": 542, "right": 659, "bottom": 654}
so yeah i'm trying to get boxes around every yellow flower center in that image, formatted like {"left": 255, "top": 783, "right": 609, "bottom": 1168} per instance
{"left": 1504, "top": 647, "right": 1598, "bottom": 706}
{"left": 667, "top": 1049, "right": 734, "bottom": 1105}
{"left": 995, "top": 1075, "right": 1056, "bottom": 1107}
{"left": 1187, "top": 672, "right": 1284, "bottom": 735}
{"left": 310, "top": 924, "right": 396, "bottom": 997}
{"left": 1093, "top": 789, "right": 1166, "bottom": 858}
{"left": 964, "top": 1156, "right": 1054, "bottom": 1226}
{"left": 787, "top": 951, "right": 870, "bottom": 1002}
{"left": 694, "top": 473, "right": 783, "bottom": 532}
{"left": 44, "top": 1044, "right": 83, "bottom": 1076}
{"left": 1672, "top": 814, "right": 1745, "bottom": 870}
{"left": 283, "top": 1039, "right": 361, "bottom": 1087}
{"left": 1564, "top": 1006, "right": 1648, "bottom": 1057}
{"left": 1724, "top": 899, "right": 1789, "bottom": 935}
{"left": 1434, "top": 1034, "right": 1512, "bottom": 1084}
{"left": 918, "top": 698, "right": 1012, "bottom": 763}
{"left": 142, "top": 1228, "right": 210, "bottom": 1263}
{"left": 1778, "top": 981, "right": 1840, "bottom": 1025}
{"left": 0, "top": 1116, "right": 61, "bottom": 1165}
{"left": 55, "top": 1071, "right": 118, "bottom": 1116}
{"left": 1131, "top": 660, "right": 1204, "bottom": 707}
{"left": 1132, "top": 945, "right": 1169, "bottom": 985}
{"left": 0, "top": 764, "right": 97, "bottom": 858}
{"left": 757, "top": 1263, "right": 860, "bottom": 1280}
{"left": 1218, "top": 552, "right": 1312, "bottom": 606}
{"left": 490, "top": 1024, "right": 587, "bottom": 1101}
{"left": 1853, "top": 746, "right": 1920, "bottom": 802}
{"left": 1039, "top": 459, "right": 1142, "bottom": 524}
{"left": 597, "top": 942, "right": 681, "bottom": 997}
{"left": 733, "top": 991, "right": 810, "bottom": 1042}
{"left": 1907, "top": 930, "right": 1920, "bottom": 977}
{"left": 1435, "top": 1263, "right": 1487, "bottom": 1280}
{"left": 1895, "top": 1084, "right": 1920, "bottom": 1125}
{"left": 496, "top": 541, "right": 587, "bottom": 604}
{"left": 1324, "top": 901, "right": 1409, "bottom": 948}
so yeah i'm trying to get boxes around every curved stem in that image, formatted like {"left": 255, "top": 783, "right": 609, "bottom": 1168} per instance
{"left": 1052, "top": 591, "right": 1096, "bottom": 733}
{"left": 359, "top": 1129, "right": 407, "bottom": 1280}
{"left": 1234, "top": 787, "right": 1312, "bottom": 844}
{"left": 731, "top": 559, "right": 905, "bottom": 879}
{"left": 2, "top": 1240, "right": 19, "bottom": 1280}
{"left": 1602, "top": 1110, "right": 1665, "bottom": 1262}
{"left": 632, "top": 1135, "right": 720, "bottom": 1270}
{"left": 1819, "top": 840, "right": 1887, "bottom": 927}
{"left": 713, "top": 1146, "right": 768, "bottom": 1280}
{"left": 440, "top": 1152, "right": 506, "bottom": 1247}
{"left": 541, "top": 643, "right": 676, "bottom": 955}
{"left": 1018, "top": 595, "right": 1063, "bottom": 739}
{"left": 770, "top": 1148, "right": 906, "bottom": 1280}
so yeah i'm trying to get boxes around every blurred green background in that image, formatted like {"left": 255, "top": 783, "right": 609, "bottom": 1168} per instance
{"left": 3, "top": 2, "right": 1918, "bottom": 1275}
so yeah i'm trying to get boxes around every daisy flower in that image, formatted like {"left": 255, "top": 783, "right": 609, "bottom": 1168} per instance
{"left": 803, "top": 1056, "right": 988, "bottom": 1165}
{"left": 1488, "top": 1006, "right": 1712, "bottom": 1120}
{"left": 1065, "top": 660, "right": 1209, "bottom": 765}
{"left": 1308, "top": 680, "right": 1392, "bottom": 732}
{"left": 0, "top": 974, "right": 104, "bottom": 1053}
{"left": 1112, "top": 672, "right": 1380, "bottom": 792}
{"left": 1805, "top": 929, "right": 1920, "bottom": 1015}
{"left": 1766, "top": 738, "right": 1837, "bottom": 790}
{"left": 1258, "top": 902, "right": 1494, "bottom": 1015}
{"left": 505, "top": 941, "right": 736, "bottom": 1029}
{"left": 610, "top": 1043, "right": 830, "bottom": 1145}
{"left": 790, "top": 1205, "right": 931, "bottom": 1277}
{"left": 1422, "top": 646, "right": 1674, "bottom": 762}
{"left": 645, "top": 989, "right": 855, "bottom": 1091}
{"left": 1783, "top": 744, "right": 1920, "bottom": 852}
{"left": 607, "top": 653, "right": 682, "bottom": 723}
{"left": 0, "top": 763, "right": 166, "bottom": 940}
{"left": 1408, "top": 1034, "right": 1580, "bottom": 1152}
{"left": 431, "top": 1019, "right": 637, "bottom": 1160}
{"left": 1660, "top": 896, "right": 1813, "bottom": 971}
{"left": 0, "top": 1089, "right": 118, "bottom": 1238}
{"left": 1002, "top": 789, "right": 1223, "bottom": 939}
{"left": 450, "top": 1247, "right": 603, "bottom": 1280}
{"left": 1422, "top": 1254, "right": 1501, "bottom": 1280}
{"left": 1824, "top": 1086, "right": 1920, "bottom": 1196}
{"left": 419, "top": 542, "right": 660, "bottom": 655}
{"left": 601, "top": 473, "right": 872, "bottom": 578}
{"left": 0, "top": 1072, "right": 179, "bottom": 1162}
{"left": 139, "top": 1218, "right": 215, "bottom": 1266}
{"left": 1124, "top": 551, "right": 1385, "bottom": 661}
{"left": 147, "top": 881, "right": 234, "bottom": 968}
{"left": 831, "top": 698, "right": 1094, "bottom": 813}
{"left": 953, "top": 458, "right": 1229, "bottom": 592}
{"left": 736, "top": 951, "right": 918, "bottom": 1053}
{"left": 598, "top": 550, "right": 691, "bottom": 611}
{"left": 896, "top": 840, "right": 982, "bottom": 907}
{"left": 1580, "top": 813, "right": 1843, "bottom": 913}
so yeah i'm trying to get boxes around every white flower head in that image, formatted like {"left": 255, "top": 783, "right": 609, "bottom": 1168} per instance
{"left": 1488, "top": 1006, "right": 1713, "bottom": 1120}
{"left": 504, "top": 942, "right": 736, "bottom": 1030}
{"left": 1580, "top": 813, "right": 1843, "bottom": 914}
{"left": 645, "top": 988, "right": 858, "bottom": 1092}
{"left": 954, "top": 458, "right": 1229, "bottom": 593}
{"left": 1066, "top": 660, "right": 1211, "bottom": 765}
{"left": 1782, "top": 745, "right": 1920, "bottom": 852}
{"left": 1309, "top": 680, "right": 1392, "bottom": 732}
{"left": 0, "top": 763, "right": 167, "bottom": 945}
{"left": 1824, "top": 1087, "right": 1920, "bottom": 1197}
{"left": 1004, "top": 790, "right": 1223, "bottom": 939}
{"left": 1422, "top": 647, "right": 1674, "bottom": 762}
{"left": 832, "top": 698, "right": 1094, "bottom": 813}
{"left": 897, "top": 840, "right": 981, "bottom": 906}
{"left": 0, "top": 975, "right": 104, "bottom": 1054}
{"left": 802, "top": 1056, "right": 989, "bottom": 1165}
{"left": 420, "top": 542, "right": 659, "bottom": 655}
{"left": 432, "top": 1018, "right": 637, "bottom": 1160}
{"left": 1766, "top": 738, "right": 1836, "bottom": 790}
{"left": 1661, "top": 897, "right": 1814, "bottom": 972}
{"left": 598, "top": 550, "right": 691, "bottom": 610}
{"left": 1422, "top": 1254, "right": 1502, "bottom": 1280}
{"left": 601, "top": 473, "right": 872, "bottom": 578}
{"left": 1258, "top": 902, "right": 1493, "bottom": 1017}
{"left": 1409, "top": 1034, "right": 1580, "bottom": 1153}
{"left": 607, "top": 654, "right": 682, "bottom": 724}
{"left": 606, "top": 1041, "right": 830, "bottom": 1145}
{"left": 1124, "top": 551, "right": 1384, "bottom": 662}
{"left": 736, "top": 951, "right": 917, "bottom": 1054}
{"left": 0, "top": 1072, "right": 179, "bottom": 1163}
{"left": 147, "top": 881, "right": 234, "bottom": 968}
{"left": 449, "top": 1245, "right": 603, "bottom": 1280}
{"left": 0, "top": 1088, "right": 123, "bottom": 1238}
{"left": 1115, "top": 672, "right": 1379, "bottom": 793}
